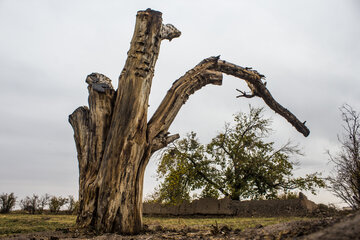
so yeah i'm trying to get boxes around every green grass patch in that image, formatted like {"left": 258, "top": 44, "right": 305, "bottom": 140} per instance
{"left": 0, "top": 214, "right": 76, "bottom": 236}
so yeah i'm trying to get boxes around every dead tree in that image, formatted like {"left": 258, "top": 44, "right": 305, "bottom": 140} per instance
{"left": 328, "top": 104, "right": 360, "bottom": 209}
{"left": 69, "top": 9, "right": 309, "bottom": 234}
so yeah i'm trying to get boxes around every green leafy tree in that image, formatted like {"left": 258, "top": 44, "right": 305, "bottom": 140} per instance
{"left": 155, "top": 106, "right": 325, "bottom": 203}
{"left": 155, "top": 133, "right": 216, "bottom": 204}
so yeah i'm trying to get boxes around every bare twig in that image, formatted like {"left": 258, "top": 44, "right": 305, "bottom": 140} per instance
{"left": 236, "top": 89, "right": 256, "bottom": 98}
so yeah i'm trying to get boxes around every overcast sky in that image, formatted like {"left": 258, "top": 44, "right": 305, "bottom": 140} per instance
{"left": 0, "top": 0, "right": 359, "bottom": 207}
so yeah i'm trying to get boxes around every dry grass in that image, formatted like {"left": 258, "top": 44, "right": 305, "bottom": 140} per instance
{"left": 143, "top": 216, "right": 310, "bottom": 230}
{"left": 0, "top": 214, "right": 310, "bottom": 236}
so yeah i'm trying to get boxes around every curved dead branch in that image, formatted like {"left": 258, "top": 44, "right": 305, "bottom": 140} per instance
{"left": 147, "top": 57, "right": 223, "bottom": 141}
{"left": 212, "top": 60, "right": 310, "bottom": 137}
{"left": 148, "top": 57, "right": 309, "bottom": 145}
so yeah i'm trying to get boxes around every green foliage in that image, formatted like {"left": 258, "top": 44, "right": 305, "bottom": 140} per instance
{"left": 0, "top": 193, "right": 16, "bottom": 213}
{"left": 155, "top": 132, "right": 217, "bottom": 204}
{"left": 49, "top": 196, "right": 69, "bottom": 214}
{"left": 155, "top": 106, "right": 325, "bottom": 203}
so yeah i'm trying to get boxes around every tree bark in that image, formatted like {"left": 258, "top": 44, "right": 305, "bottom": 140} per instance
{"left": 69, "top": 9, "right": 309, "bottom": 234}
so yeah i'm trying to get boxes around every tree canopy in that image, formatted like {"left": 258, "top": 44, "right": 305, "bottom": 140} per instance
{"left": 153, "top": 106, "right": 324, "bottom": 204}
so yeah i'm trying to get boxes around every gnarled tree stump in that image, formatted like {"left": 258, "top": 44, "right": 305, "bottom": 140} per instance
{"left": 69, "top": 9, "right": 309, "bottom": 234}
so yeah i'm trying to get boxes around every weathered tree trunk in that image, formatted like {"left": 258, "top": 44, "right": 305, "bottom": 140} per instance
{"left": 69, "top": 9, "right": 309, "bottom": 235}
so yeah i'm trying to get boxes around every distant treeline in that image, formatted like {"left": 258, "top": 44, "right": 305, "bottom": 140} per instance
{"left": 0, "top": 193, "right": 78, "bottom": 214}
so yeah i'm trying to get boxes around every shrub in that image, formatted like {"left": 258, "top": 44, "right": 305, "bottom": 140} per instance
{"left": 0, "top": 193, "right": 17, "bottom": 213}
{"left": 38, "top": 194, "right": 50, "bottom": 214}
{"left": 49, "top": 196, "right": 68, "bottom": 214}
{"left": 20, "top": 194, "right": 50, "bottom": 214}
{"left": 20, "top": 194, "right": 39, "bottom": 214}
{"left": 67, "top": 195, "right": 79, "bottom": 214}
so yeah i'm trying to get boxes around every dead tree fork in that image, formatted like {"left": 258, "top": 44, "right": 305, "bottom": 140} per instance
{"left": 69, "top": 9, "right": 309, "bottom": 234}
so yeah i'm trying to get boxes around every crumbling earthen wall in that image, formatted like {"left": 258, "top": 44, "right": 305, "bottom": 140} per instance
{"left": 143, "top": 193, "right": 318, "bottom": 217}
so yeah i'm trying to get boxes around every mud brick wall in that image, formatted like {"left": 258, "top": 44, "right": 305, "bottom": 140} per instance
{"left": 143, "top": 193, "right": 318, "bottom": 217}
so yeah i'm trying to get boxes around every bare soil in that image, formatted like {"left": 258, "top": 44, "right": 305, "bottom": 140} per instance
{"left": 2, "top": 211, "right": 359, "bottom": 240}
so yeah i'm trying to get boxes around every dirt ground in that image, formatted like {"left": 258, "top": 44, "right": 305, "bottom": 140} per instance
{"left": 2, "top": 211, "right": 359, "bottom": 240}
